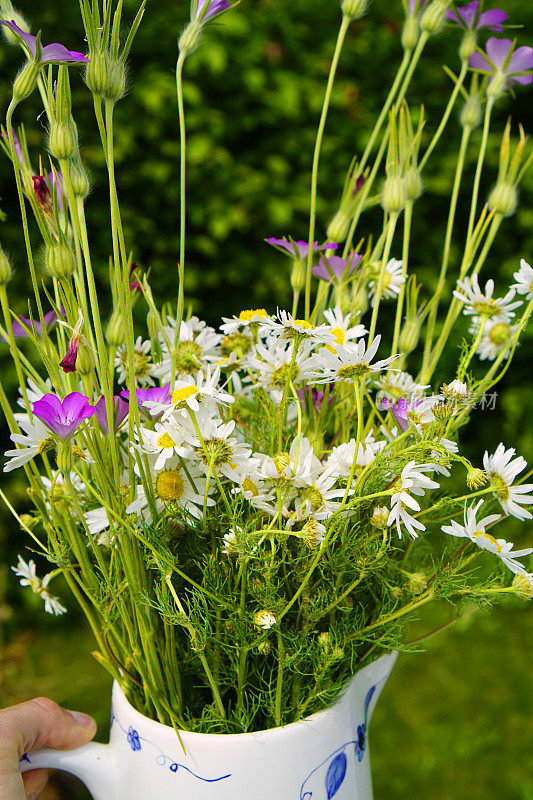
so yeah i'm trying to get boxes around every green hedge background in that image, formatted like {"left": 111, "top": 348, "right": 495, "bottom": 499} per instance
{"left": 1, "top": 1, "right": 532, "bottom": 798}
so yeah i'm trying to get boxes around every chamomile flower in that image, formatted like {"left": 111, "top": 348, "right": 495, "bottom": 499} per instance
{"left": 220, "top": 308, "right": 272, "bottom": 334}
{"left": 454, "top": 275, "right": 522, "bottom": 323}
{"left": 156, "top": 317, "right": 221, "bottom": 380}
{"left": 368, "top": 258, "right": 406, "bottom": 304}
{"left": 476, "top": 318, "right": 518, "bottom": 361}
{"left": 134, "top": 421, "right": 191, "bottom": 470}
{"left": 11, "top": 555, "right": 67, "bottom": 615}
{"left": 259, "top": 309, "right": 336, "bottom": 347}
{"left": 512, "top": 572, "right": 533, "bottom": 600}
{"left": 115, "top": 337, "right": 157, "bottom": 386}
{"left": 387, "top": 461, "right": 440, "bottom": 539}
{"left": 222, "top": 529, "right": 238, "bottom": 555}
{"left": 374, "top": 371, "right": 428, "bottom": 401}
{"left": 185, "top": 417, "right": 253, "bottom": 480}
{"left": 3, "top": 417, "right": 56, "bottom": 472}
{"left": 310, "top": 336, "right": 399, "bottom": 383}
{"left": 511, "top": 258, "right": 533, "bottom": 300}
{"left": 483, "top": 444, "right": 533, "bottom": 520}
{"left": 293, "top": 470, "right": 347, "bottom": 518}
{"left": 253, "top": 609, "right": 276, "bottom": 629}
{"left": 326, "top": 434, "right": 385, "bottom": 477}
{"left": 442, "top": 500, "right": 532, "bottom": 574}
{"left": 440, "top": 379, "right": 469, "bottom": 399}
{"left": 322, "top": 306, "right": 366, "bottom": 351}
{"left": 126, "top": 454, "right": 213, "bottom": 523}
{"left": 248, "top": 340, "right": 317, "bottom": 403}
{"left": 231, "top": 462, "right": 277, "bottom": 512}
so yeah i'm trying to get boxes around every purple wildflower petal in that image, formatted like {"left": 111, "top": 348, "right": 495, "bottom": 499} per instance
{"left": 47, "top": 171, "right": 64, "bottom": 214}
{"left": 1, "top": 20, "right": 89, "bottom": 64}
{"left": 195, "top": 0, "right": 232, "bottom": 22}
{"left": 59, "top": 338, "right": 80, "bottom": 374}
{"left": 470, "top": 38, "right": 533, "bottom": 88}
{"left": 408, "top": 0, "right": 427, "bottom": 15}
{"left": 120, "top": 385, "right": 171, "bottom": 417}
{"left": 446, "top": 2, "right": 507, "bottom": 32}
{"left": 33, "top": 392, "right": 96, "bottom": 439}
{"left": 95, "top": 396, "right": 129, "bottom": 434}
{"left": 1, "top": 309, "right": 58, "bottom": 341}
{"left": 382, "top": 397, "right": 410, "bottom": 433}
{"left": 2, "top": 128, "right": 24, "bottom": 165}
{"left": 485, "top": 37, "right": 514, "bottom": 69}
{"left": 266, "top": 238, "right": 337, "bottom": 260}
{"left": 507, "top": 46, "right": 533, "bottom": 75}
{"left": 312, "top": 253, "right": 361, "bottom": 282}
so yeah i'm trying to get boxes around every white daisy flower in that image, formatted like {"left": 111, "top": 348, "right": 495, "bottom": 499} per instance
{"left": 440, "top": 379, "right": 469, "bottom": 399}
{"left": 322, "top": 306, "right": 366, "bottom": 352}
{"left": 374, "top": 370, "right": 429, "bottom": 401}
{"left": 369, "top": 258, "right": 406, "bottom": 304}
{"left": 156, "top": 317, "right": 221, "bottom": 381}
{"left": 510, "top": 258, "right": 533, "bottom": 300}
{"left": 86, "top": 506, "right": 111, "bottom": 536}
{"left": 387, "top": 461, "right": 440, "bottom": 539}
{"left": 41, "top": 470, "right": 86, "bottom": 497}
{"left": 258, "top": 309, "right": 336, "bottom": 347}
{"left": 126, "top": 454, "right": 213, "bottom": 523}
{"left": 326, "top": 434, "right": 385, "bottom": 477}
{"left": 220, "top": 308, "right": 272, "bottom": 335}
{"left": 248, "top": 340, "right": 317, "bottom": 403}
{"left": 475, "top": 318, "right": 518, "bottom": 361}
{"left": 151, "top": 366, "right": 234, "bottom": 421}
{"left": 230, "top": 461, "right": 277, "bottom": 513}
{"left": 11, "top": 555, "right": 67, "bottom": 615}
{"left": 483, "top": 443, "right": 533, "bottom": 520}
{"left": 115, "top": 337, "right": 158, "bottom": 386}
{"left": 3, "top": 417, "right": 56, "bottom": 472}
{"left": 442, "top": 500, "right": 532, "bottom": 575}
{"left": 454, "top": 275, "right": 522, "bottom": 323}
{"left": 184, "top": 417, "right": 253, "bottom": 481}
{"left": 133, "top": 421, "right": 192, "bottom": 471}
{"left": 290, "top": 470, "right": 347, "bottom": 520}
{"left": 222, "top": 529, "right": 239, "bottom": 555}
{"left": 512, "top": 572, "right": 533, "bottom": 600}
{"left": 310, "top": 336, "right": 399, "bottom": 384}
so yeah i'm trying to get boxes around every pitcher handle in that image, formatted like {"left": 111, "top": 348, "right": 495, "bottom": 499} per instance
{"left": 19, "top": 742, "right": 118, "bottom": 800}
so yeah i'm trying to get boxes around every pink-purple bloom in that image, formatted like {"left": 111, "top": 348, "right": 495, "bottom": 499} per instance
{"left": 296, "top": 385, "right": 334, "bottom": 414}
{"left": 1, "top": 21, "right": 89, "bottom": 64}
{"left": 2, "top": 128, "right": 24, "bottom": 164}
{"left": 408, "top": 0, "right": 428, "bottom": 16}
{"left": 32, "top": 392, "right": 96, "bottom": 440}
{"left": 446, "top": 2, "right": 507, "bottom": 31}
{"left": 469, "top": 38, "right": 533, "bottom": 88}
{"left": 120, "top": 385, "right": 171, "bottom": 417}
{"left": 382, "top": 397, "right": 412, "bottom": 432}
{"left": 312, "top": 252, "right": 362, "bottom": 283}
{"left": 195, "top": 0, "right": 231, "bottom": 22}
{"left": 1, "top": 309, "right": 59, "bottom": 342}
{"left": 266, "top": 238, "right": 338, "bottom": 260}
{"left": 95, "top": 396, "right": 129, "bottom": 434}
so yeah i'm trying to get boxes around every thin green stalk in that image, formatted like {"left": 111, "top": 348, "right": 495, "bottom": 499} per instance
{"left": 465, "top": 96, "right": 494, "bottom": 249}
{"left": 274, "top": 629, "right": 285, "bottom": 727}
{"left": 304, "top": 15, "right": 351, "bottom": 319}
{"left": 368, "top": 211, "right": 399, "bottom": 341}
{"left": 390, "top": 200, "right": 413, "bottom": 357}
{"left": 418, "top": 60, "right": 469, "bottom": 171}
{"left": 173, "top": 51, "right": 187, "bottom": 387}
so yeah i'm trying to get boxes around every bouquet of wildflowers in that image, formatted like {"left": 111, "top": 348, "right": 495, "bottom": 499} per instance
{"left": 1, "top": 0, "right": 533, "bottom": 735}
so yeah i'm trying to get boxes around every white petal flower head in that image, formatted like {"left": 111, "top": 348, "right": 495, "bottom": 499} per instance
{"left": 156, "top": 317, "right": 222, "bottom": 381}
{"left": 483, "top": 443, "right": 533, "bottom": 520}
{"left": 248, "top": 340, "right": 317, "bottom": 403}
{"left": 511, "top": 258, "right": 533, "bottom": 300}
{"left": 454, "top": 275, "right": 522, "bottom": 323}
{"left": 441, "top": 379, "right": 469, "bottom": 399}
{"left": 374, "top": 370, "right": 429, "bottom": 401}
{"left": 310, "top": 335, "right": 399, "bottom": 384}
{"left": 512, "top": 572, "right": 533, "bottom": 600}
{"left": 134, "top": 421, "right": 192, "bottom": 471}
{"left": 442, "top": 500, "right": 532, "bottom": 575}
{"left": 387, "top": 461, "right": 440, "bottom": 539}
{"left": 115, "top": 337, "right": 158, "bottom": 386}
{"left": 11, "top": 555, "right": 67, "bottom": 615}
{"left": 476, "top": 318, "right": 518, "bottom": 361}
{"left": 3, "top": 417, "right": 56, "bottom": 472}
{"left": 259, "top": 309, "right": 337, "bottom": 347}
{"left": 220, "top": 308, "right": 272, "bottom": 335}
{"left": 326, "top": 434, "right": 385, "bottom": 477}
{"left": 186, "top": 417, "right": 254, "bottom": 480}
{"left": 369, "top": 258, "right": 406, "bottom": 304}
{"left": 253, "top": 609, "right": 277, "bottom": 630}
{"left": 322, "top": 306, "right": 367, "bottom": 351}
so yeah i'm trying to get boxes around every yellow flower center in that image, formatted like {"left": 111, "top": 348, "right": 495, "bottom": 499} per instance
{"left": 199, "top": 437, "right": 233, "bottom": 467}
{"left": 302, "top": 484, "right": 325, "bottom": 511}
{"left": 472, "top": 299, "right": 499, "bottom": 318}
{"left": 120, "top": 348, "right": 151, "bottom": 378}
{"left": 325, "top": 326, "right": 345, "bottom": 354}
{"left": 293, "top": 319, "right": 313, "bottom": 330}
{"left": 171, "top": 385, "right": 199, "bottom": 404}
{"left": 475, "top": 530, "right": 502, "bottom": 552}
{"left": 156, "top": 432, "right": 175, "bottom": 449}
{"left": 221, "top": 332, "right": 252, "bottom": 358}
{"left": 239, "top": 308, "right": 269, "bottom": 322}
{"left": 271, "top": 363, "right": 298, "bottom": 387}
{"left": 489, "top": 472, "right": 510, "bottom": 501}
{"left": 175, "top": 341, "right": 203, "bottom": 374}
{"left": 155, "top": 469, "right": 185, "bottom": 502}
{"left": 242, "top": 476, "right": 259, "bottom": 496}
{"left": 38, "top": 436, "right": 56, "bottom": 455}
{"left": 488, "top": 322, "right": 512, "bottom": 347}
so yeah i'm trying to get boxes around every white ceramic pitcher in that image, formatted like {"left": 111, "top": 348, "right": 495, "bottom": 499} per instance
{"left": 20, "top": 651, "right": 397, "bottom": 800}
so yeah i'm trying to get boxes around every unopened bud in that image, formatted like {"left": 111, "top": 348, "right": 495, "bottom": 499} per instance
{"left": 371, "top": 506, "right": 389, "bottom": 528}
{"left": 12, "top": 59, "right": 40, "bottom": 102}
{"left": 406, "top": 572, "right": 428, "bottom": 595}
{"left": 68, "top": 158, "right": 90, "bottom": 200}
{"left": 106, "top": 308, "right": 125, "bottom": 347}
{"left": 85, "top": 53, "right": 126, "bottom": 102}
{"left": 420, "top": 0, "right": 449, "bottom": 34}
{"left": 0, "top": 245, "right": 12, "bottom": 284}
{"left": 512, "top": 572, "right": 533, "bottom": 601}
{"left": 398, "top": 320, "right": 420, "bottom": 354}
{"left": 19, "top": 513, "right": 38, "bottom": 530}
{"left": 147, "top": 308, "right": 163, "bottom": 362}
{"left": 488, "top": 183, "right": 517, "bottom": 217}
{"left": 459, "top": 30, "right": 477, "bottom": 61}
{"left": 48, "top": 119, "right": 78, "bottom": 160}
{"left": 45, "top": 242, "right": 75, "bottom": 279}
{"left": 486, "top": 72, "right": 507, "bottom": 99}
{"left": 466, "top": 468, "right": 488, "bottom": 490}
{"left": 402, "top": 17, "right": 420, "bottom": 50}
{"left": 253, "top": 609, "right": 276, "bottom": 630}
{"left": 76, "top": 344, "right": 95, "bottom": 375}
{"left": 57, "top": 443, "right": 73, "bottom": 474}
{"left": 460, "top": 95, "right": 482, "bottom": 129}
{"left": 352, "top": 285, "right": 369, "bottom": 316}
{"left": 404, "top": 166, "right": 423, "bottom": 201}
{"left": 290, "top": 258, "right": 306, "bottom": 293}
{"left": 381, "top": 176, "right": 406, "bottom": 214}
{"left": 179, "top": 21, "right": 202, "bottom": 55}
{"left": 327, "top": 210, "right": 351, "bottom": 244}
{"left": 341, "top": 0, "right": 368, "bottom": 20}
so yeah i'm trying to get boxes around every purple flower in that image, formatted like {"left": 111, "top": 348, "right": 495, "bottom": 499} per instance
{"left": 32, "top": 392, "right": 96, "bottom": 440}
{"left": 2, "top": 128, "right": 24, "bottom": 165}
{"left": 120, "top": 385, "right": 171, "bottom": 417}
{"left": 469, "top": 38, "right": 533, "bottom": 88}
{"left": 195, "top": 0, "right": 232, "bottom": 22}
{"left": 32, "top": 172, "right": 64, "bottom": 214}
{"left": 95, "top": 396, "right": 129, "bottom": 434}
{"left": 1, "top": 21, "right": 89, "bottom": 64}
{"left": 446, "top": 2, "right": 507, "bottom": 31}
{"left": 312, "top": 252, "right": 362, "bottom": 282}
{"left": 266, "top": 238, "right": 338, "bottom": 260}
{"left": 408, "top": 0, "right": 428, "bottom": 16}
{"left": 296, "top": 385, "right": 334, "bottom": 414}
{"left": 382, "top": 397, "right": 410, "bottom": 432}
{"left": 1, "top": 309, "right": 59, "bottom": 342}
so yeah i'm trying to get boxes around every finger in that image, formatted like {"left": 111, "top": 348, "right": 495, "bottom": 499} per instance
{"left": 0, "top": 697, "right": 96, "bottom": 800}
{"left": 22, "top": 767, "right": 50, "bottom": 797}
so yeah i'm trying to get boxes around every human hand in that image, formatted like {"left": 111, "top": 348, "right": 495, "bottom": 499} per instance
{"left": 0, "top": 697, "right": 96, "bottom": 800}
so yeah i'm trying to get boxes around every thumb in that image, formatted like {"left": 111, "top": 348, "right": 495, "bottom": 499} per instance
{"left": 0, "top": 697, "right": 96, "bottom": 800}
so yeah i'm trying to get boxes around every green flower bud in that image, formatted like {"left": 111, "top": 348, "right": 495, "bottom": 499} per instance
{"left": 381, "top": 176, "right": 406, "bottom": 214}
{"left": 12, "top": 60, "right": 40, "bottom": 102}
{"left": 341, "top": 0, "right": 368, "bottom": 19}
{"left": 67, "top": 158, "right": 90, "bottom": 200}
{"left": 85, "top": 53, "right": 126, "bottom": 102}
{"left": 0, "top": 245, "right": 13, "bottom": 285}
{"left": 488, "top": 182, "right": 517, "bottom": 217}
{"left": 405, "top": 166, "right": 423, "bottom": 201}
{"left": 290, "top": 258, "right": 306, "bottom": 293}
{"left": 45, "top": 243, "right": 75, "bottom": 279}
{"left": 399, "top": 319, "right": 420, "bottom": 354}
{"left": 459, "top": 30, "right": 477, "bottom": 61}
{"left": 106, "top": 308, "right": 125, "bottom": 347}
{"left": 486, "top": 72, "right": 506, "bottom": 99}
{"left": 76, "top": 344, "right": 95, "bottom": 375}
{"left": 178, "top": 21, "right": 202, "bottom": 56}
{"left": 327, "top": 210, "right": 351, "bottom": 244}
{"left": 420, "top": 0, "right": 449, "bottom": 34}
{"left": 460, "top": 95, "right": 482, "bottom": 129}
{"left": 352, "top": 285, "right": 369, "bottom": 316}
{"left": 48, "top": 119, "right": 78, "bottom": 160}
{"left": 57, "top": 442, "right": 73, "bottom": 474}
{"left": 401, "top": 16, "right": 420, "bottom": 50}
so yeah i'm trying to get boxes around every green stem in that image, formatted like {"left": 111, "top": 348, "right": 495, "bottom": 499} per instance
{"left": 304, "top": 15, "right": 351, "bottom": 319}
{"left": 368, "top": 211, "right": 399, "bottom": 341}
{"left": 418, "top": 60, "right": 468, "bottom": 172}
{"left": 173, "top": 51, "right": 187, "bottom": 388}
{"left": 390, "top": 201, "right": 413, "bottom": 357}
{"left": 465, "top": 96, "right": 494, "bottom": 249}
